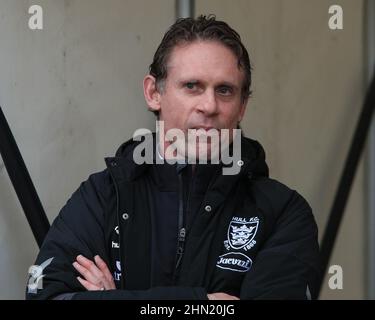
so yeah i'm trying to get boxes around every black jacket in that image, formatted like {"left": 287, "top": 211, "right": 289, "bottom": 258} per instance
{"left": 26, "top": 135, "right": 320, "bottom": 300}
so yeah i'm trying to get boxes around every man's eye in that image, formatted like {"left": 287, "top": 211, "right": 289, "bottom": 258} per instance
{"left": 217, "top": 86, "right": 233, "bottom": 95}
{"left": 185, "top": 82, "right": 196, "bottom": 89}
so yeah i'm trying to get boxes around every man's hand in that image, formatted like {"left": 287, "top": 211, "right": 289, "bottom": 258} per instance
{"left": 73, "top": 255, "right": 116, "bottom": 291}
{"left": 72, "top": 255, "right": 239, "bottom": 298}
{"left": 207, "top": 292, "right": 240, "bottom": 300}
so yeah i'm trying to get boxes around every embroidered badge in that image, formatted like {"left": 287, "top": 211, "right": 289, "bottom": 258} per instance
{"left": 224, "top": 216, "right": 259, "bottom": 251}
{"left": 216, "top": 252, "right": 252, "bottom": 272}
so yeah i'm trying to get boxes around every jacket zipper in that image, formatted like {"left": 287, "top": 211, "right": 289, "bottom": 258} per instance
{"left": 173, "top": 171, "right": 186, "bottom": 281}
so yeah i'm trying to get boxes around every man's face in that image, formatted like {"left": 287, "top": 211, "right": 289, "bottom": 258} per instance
{"left": 146, "top": 40, "right": 248, "bottom": 159}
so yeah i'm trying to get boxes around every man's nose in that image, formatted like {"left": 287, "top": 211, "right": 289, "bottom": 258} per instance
{"left": 197, "top": 89, "right": 218, "bottom": 116}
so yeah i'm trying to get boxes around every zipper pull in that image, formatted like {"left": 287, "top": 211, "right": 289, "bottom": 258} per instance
{"left": 178, "top": 227, "right": 186, "bottom": 242}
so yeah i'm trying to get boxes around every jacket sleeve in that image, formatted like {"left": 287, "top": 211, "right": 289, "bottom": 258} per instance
{"left": 25, "top": 170, "right": 111, "bottom": 300}
{"left": 26, "top": 170, "right": 207, "bottom": 300}
{"left": 240, "top": 187, "right": 320, "bottom": 300}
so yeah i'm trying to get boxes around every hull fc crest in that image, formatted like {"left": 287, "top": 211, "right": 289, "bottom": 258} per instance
{"left": 224, "top": 216, "right": 259, "bottom": 251}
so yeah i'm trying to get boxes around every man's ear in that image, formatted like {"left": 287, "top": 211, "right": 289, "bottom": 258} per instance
{"left": 143, "top": 75, "right": 161, "bottom": 113}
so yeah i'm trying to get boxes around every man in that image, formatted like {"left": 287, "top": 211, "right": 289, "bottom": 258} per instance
{"left": 26, "top": 15, "right": 320, "bottom": 300}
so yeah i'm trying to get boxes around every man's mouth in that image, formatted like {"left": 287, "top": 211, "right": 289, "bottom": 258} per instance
{"left": 190, "top": 126, "right": 217, "bottom": 131}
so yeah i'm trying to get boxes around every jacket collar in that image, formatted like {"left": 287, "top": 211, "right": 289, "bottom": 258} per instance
{"left": 105, "top": 132, "right": 269, "bottom": 183}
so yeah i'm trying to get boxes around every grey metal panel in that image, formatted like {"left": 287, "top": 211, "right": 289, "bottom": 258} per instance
{"left": 176, "top": 0, "right": 194, "bottom": 18}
